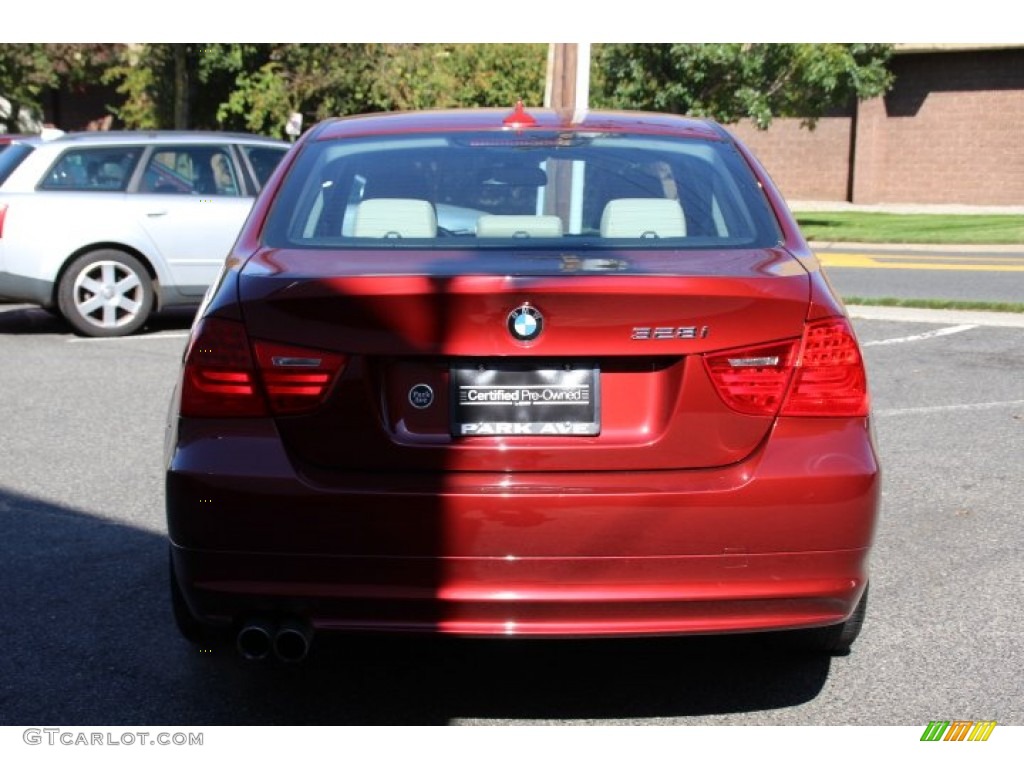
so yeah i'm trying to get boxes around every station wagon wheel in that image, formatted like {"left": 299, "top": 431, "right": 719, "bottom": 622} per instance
{"left": 57, "top": 249, "right": 155, "bottom": 337}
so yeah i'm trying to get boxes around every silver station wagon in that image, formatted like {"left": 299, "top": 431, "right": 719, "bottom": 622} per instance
{"left": 0, "top": 131, "right": 288, "bottom": 336}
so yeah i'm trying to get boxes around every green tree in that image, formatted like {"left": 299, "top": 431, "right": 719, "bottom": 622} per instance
{"left": 104, "top": 44, "right": 270, "bottom": 131}
{"left": 369, "top": 44, "right": 546, "bottom": 111}
{"left": 8, "top": 44, "right": 895, "bottom": 136}
{"left": 108, "top": 44, "right": 391, "bottom": 136}
{"left": 218, "top": 44, "right": 546, "bottom": 137}
{"left": 1, "top": 44, "right": 115, "bottom": 132}
{"left": 105, "top": 43, "right": 546, "bottom": 137}
{"left": 593, "top": 43, "right": 894, "bottom": 128}
{"left": 1, "top": 44, "right": 52, "bottom": 131}
{"left": 216, "top": 44, "right": 383, "bottom": 136}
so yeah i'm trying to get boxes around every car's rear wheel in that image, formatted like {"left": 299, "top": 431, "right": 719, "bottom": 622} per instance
{"left": 57, "top": 249, "right": 154, "bottom": 337}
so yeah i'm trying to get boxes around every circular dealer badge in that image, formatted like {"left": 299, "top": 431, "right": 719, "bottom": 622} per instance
{"left": 408, "top": 384, "right": 435, "bottom": 409}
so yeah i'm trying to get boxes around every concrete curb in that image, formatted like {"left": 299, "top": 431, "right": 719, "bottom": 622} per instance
{"left": 811, "top": 241, "right": 1024, "bottom": 255}
{"left": 847, "top": 305, "right": 1024, "bottom": 328}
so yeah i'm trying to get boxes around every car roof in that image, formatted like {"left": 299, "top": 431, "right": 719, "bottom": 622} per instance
{"left": 45, "top": 130, "right": 288, "bottom": 147}
{"left": 0, "top": 134, "right": 44, "bottom": 145}
{"left": 309, "top": 107, "right": 728, "bottom": 143}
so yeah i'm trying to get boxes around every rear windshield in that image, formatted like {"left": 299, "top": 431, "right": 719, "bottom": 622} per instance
{"left": 263, "top": 131, "right": 782, "bottom": 251}
{"left": 0, "top": 143, "right": 36, "bottom": 186}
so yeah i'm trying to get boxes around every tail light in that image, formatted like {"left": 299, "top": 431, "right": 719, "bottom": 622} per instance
{"left": 704, "top": 317, "right": 869, "bottom": 418}
{"left": 180, "top": 317, "right": 346, "bottom": 418}
{"left": 0, "top": 203, "right": 8, "bottom": 238}
{"left": 252, "top": 340, "right": 347, "bottom": 415}
{"left": 180, "top": 318, "right": 265, "bottom": 417}
{"left": 703, "top": 339, "right": 799, "bottom": 416}
{"left": 781, "top": 318, "right": 869, "bottom": 417}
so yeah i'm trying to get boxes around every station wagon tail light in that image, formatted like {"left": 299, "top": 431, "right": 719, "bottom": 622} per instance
{"left": 704, "top": 317, "right": 869, "bottom": 418}
{"left": 180, "top": 317, "right": 346, "bottom": 417}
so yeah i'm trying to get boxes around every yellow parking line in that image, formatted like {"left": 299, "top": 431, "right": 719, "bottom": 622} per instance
{"left": 818, "top": 252, "right": 1024, "bottom": 271}
{"left": 861, "top": 254, "right": 1024, "bottom": 263}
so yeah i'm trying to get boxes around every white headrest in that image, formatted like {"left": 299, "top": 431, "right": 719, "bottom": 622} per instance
{"left": 353, "top": 198, "right": 437, "bottom": 238}
{"left": 476, "top": 214, "right": 564, "bottom": 238}
{"left": 600, "top": 198, "right": 686, "bottom": 238}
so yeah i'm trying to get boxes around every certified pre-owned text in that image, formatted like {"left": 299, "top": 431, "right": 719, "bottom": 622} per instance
{"left": 462, "top": 386, "right": 590, "bottom": 404}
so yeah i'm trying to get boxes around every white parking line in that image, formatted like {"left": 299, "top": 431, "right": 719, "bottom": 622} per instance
{"left": 875, "top": 400, "right": 1024, "bottom": 417}
{"left": 67, "top": 332, "right": 190, "bottom": 343}
{"left": 862, "top": 324, "right": 978, "bottom": 347}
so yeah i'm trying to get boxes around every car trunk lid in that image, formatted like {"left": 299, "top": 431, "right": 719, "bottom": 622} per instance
{"left": 237, "top": 246, "right": 810, "bottom": 472}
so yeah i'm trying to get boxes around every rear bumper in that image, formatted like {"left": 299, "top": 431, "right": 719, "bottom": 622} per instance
{"left": 170, "top": 547, "right": 870, "bottom": 637}
{"left": 0, "top": 270, "right": 53, "bottom": 305}
{"left": 166, "top": 417, "right": 879, "bottom": 638}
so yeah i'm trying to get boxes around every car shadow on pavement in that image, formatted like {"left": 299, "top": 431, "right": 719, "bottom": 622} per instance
{"left": 0, "top": 486, "right": 830, "bottom": 726}
{"left": 0, "top": 304, "right": 196, "bottom": 336}
{"left": 0, "top": 305, "right": 68, "bottom": 335}
{"left": 256, "top": 633, "right": 832, "bottom": 724}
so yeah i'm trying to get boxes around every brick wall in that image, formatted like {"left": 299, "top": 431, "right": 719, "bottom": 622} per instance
{"left": 854, "top": 49, "right": 1024, "bottom": 205}
{"left": 727, "top": 48, "right": 1024, "bottom": 206}
{"left": 728, "top": 116, "right": 853, "bottom": 203}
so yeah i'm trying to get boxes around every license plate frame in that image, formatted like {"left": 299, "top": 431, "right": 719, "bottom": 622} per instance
{"left": 450, "top": 362, "right": 600, "bottom": 437}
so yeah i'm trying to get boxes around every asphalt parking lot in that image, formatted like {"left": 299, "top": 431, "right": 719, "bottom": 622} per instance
{"left": 0, "top": 303, "right": 1021, "bottom": 726}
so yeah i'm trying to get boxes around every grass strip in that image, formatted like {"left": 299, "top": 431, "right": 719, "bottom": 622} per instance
{"left": 796, "top": 212, "right": 1024, "bottom": 245}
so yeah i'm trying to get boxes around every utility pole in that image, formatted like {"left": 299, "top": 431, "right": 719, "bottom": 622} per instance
{"left": 544, "top": 43, "right": 591, "bottom": 113}
{"left": 542, "top": 44, "right": 592, "bottom": 231}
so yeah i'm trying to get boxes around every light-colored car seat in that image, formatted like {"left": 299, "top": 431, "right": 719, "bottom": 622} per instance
{"left": 600, "top": 198, "right": 687, "bottom": 238}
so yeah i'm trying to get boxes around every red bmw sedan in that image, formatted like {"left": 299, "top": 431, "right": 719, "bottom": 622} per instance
{"left": 165, "top": 105, "right": 879, "bottom": 662}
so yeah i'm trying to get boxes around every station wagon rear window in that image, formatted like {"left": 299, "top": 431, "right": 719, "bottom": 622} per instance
{"left": 263, "top": 132, "right": 782, "bottom": 250}
{"left": 40, "top": 147, "right": 141, "bottom": 191}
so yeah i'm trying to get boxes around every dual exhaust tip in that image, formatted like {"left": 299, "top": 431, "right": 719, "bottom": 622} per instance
{"left": 236, "top": 617, "right": 312, "bottom": 663}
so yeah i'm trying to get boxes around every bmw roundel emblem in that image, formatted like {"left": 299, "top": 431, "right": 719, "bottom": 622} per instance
{"left": 507, "top": 304, "right": 543, "bottom": 341}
